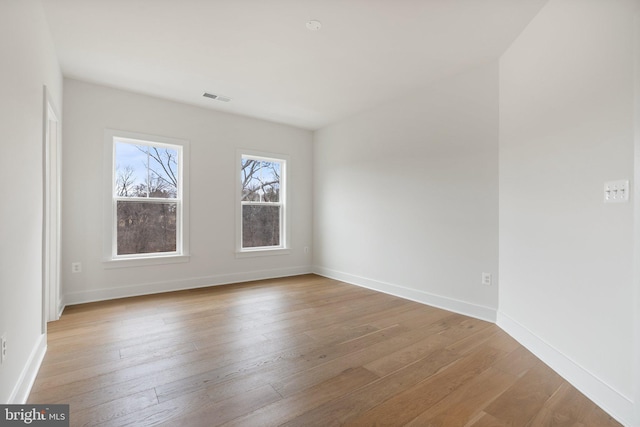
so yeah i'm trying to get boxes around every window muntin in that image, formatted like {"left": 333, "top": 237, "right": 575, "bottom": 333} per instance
{"left": 111, "top": 137, "right": 183, "bottom": 258}
{"left": 240, "top": 155, "right": 286, "bottom": 250}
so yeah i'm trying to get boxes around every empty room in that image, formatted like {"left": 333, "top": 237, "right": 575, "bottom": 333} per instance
{"left": 1, "top": 0, "right": 639, "bottom": 425}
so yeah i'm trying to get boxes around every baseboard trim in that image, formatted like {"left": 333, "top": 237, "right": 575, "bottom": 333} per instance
{"left": 64, "top": 266, "right": 313, "bottom": 306}
{"left": 9, "top": 333, "right": 47, "bottom": 404}
{"left": 497, "top": 312, "right": 635, "bottom": 427}
{"left": 312, "top": 265, "right": 497, "bottom": 322}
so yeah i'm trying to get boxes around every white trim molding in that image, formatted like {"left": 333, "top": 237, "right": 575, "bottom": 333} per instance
{"left": 236, "top": 148, "right": 290, "bottom": 255}
{"left": 312, "top": 266, "right": 497, "bottom": 323}
{"left": 64, "top": 266, "right": 312, "bottom": 306}
{"left": 42, "top": 85, "right": 62, "bottom": 326}
{"left": 9, "top": 334, "right": 47, "bottom": 404}
{"left": 497, "top": 312, "right": 635, "bottom": 427}
{"left": 103, "top": 129, "right": 191, "bottom": 264}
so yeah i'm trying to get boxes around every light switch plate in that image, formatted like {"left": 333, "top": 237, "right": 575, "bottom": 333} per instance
{"left": 604, "top": 180, "right": 629, "bottom": 203}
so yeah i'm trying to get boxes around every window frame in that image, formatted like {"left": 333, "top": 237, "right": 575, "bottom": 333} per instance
{"left": 236, "top": 149, "right": 290, "bottom": 257}
{"left": 103, "top": 129, "right": 190, "bottom": 268}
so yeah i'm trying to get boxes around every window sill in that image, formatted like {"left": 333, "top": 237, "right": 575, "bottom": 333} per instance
{"left": 103, "top": 254, "right": 190, "bottom": 269}
{"left": 235, "top": 248, "right": 290, "bottom": 259}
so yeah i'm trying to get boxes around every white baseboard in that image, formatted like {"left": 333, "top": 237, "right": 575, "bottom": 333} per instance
{"left": 64, "top": 266, "right": 312, "bottom": 306}
{"left": 497, "top": 312, "right": 635, "bottom": 427}
{"left": 312, "top": 265, "right": 497, "bottom": 322}
{"left": 9, "top": 333, "right": 47, "bottom": 404}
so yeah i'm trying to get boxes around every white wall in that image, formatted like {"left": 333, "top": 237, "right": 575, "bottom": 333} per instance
{"left": 498, "top": 0, "right": 639, "bottom": 425}
{"left": 61, "top": 79, "right": 312, "bottom": 304}
{"left": 0, "top": 0, "right": 63, "bottom": 403}
{"left": 313, "top": 62, "right": 499, "bottom": 321}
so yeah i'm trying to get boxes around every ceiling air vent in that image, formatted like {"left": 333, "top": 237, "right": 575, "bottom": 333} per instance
{"left": 203, "top": 92, "right": 231, "bottom": 102}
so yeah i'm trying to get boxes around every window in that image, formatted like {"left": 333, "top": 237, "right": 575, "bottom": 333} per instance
{"left": 238, "top": 151, "right": 288, "bottom": 253}
{"left": 104, "top": 130, "right": 189, "bottom": 265}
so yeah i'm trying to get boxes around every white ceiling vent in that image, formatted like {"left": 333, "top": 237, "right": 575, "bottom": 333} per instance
{"left": 203, "top": 92, "right": 231, "bottom": 102}
{"left": 306, "top": 20, "right": 322, "bottom": 31}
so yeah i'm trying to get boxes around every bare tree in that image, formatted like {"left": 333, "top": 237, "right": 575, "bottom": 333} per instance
{"left": 241, "top": 159, "right": 280, "bottom": 202}
{"left": 116, "top": 145, "right": 179, "bottom": 255}
{"left": 117, "top": 201, "right": 176, "bottom": 255}
{"left": 115, "top": 165, "right": 136, "bottom": 196}
{"left": 137, "top": 146, "right": 178, "bottom": 197}
{"left": 241, "top": 158, "right": 281, "bottom": 248}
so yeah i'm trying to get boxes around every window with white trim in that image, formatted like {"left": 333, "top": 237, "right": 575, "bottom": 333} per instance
{"left": 239, "top": 153, "right": 287, "bottom": 251}
{"left": 104, "top": 130, "right": 189, "bottom": 264}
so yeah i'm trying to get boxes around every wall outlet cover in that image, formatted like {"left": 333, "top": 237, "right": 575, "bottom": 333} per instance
{"left": 481, "top": 273, "right": 492, "bottom": 286}
{"left": 1, "top": 335, "right": 6, "bottom": 364}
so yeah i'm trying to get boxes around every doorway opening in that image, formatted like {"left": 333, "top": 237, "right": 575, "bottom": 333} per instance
{"left": 42, "top": 86, "right": 61, "bottom": 332}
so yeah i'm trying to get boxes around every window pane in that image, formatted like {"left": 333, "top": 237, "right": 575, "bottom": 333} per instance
{"left": 117, "top": 201, "right": 177, "bottom": 255}
{"left": 114, "top": 142, "right": 147, "bottom": 197}
{"left": 115, "top": 142, "right": 178, "bottom": 199}
{"left": 241, "top": 158, "right": 280, "bottom": 202}
{"left": 242, "top": 205, "right": 280, "bottom": 248}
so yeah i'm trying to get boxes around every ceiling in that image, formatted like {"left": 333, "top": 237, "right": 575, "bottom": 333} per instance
{"left": 40, "top": 0, "right": 547, "bottom": 130}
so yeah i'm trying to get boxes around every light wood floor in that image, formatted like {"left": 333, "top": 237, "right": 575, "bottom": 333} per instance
{"left": 29, "top": 274, "right": 621, "bottom": 426}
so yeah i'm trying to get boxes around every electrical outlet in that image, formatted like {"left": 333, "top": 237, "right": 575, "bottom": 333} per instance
{"left": 481, "top": 273, "right": 492, "bottom": 286}
{"left": 1, "top": 335, "right": 6, "bottom": 365}
{"left": 71, "top": 262, "right": 82, "bottom": 273}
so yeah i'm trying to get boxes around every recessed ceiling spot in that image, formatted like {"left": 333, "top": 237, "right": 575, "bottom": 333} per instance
{"left": 306, "top": 20, "right": 322, "bottom": 31}
{"left": 203, "top": 92, "right": 231, "bottom": 102}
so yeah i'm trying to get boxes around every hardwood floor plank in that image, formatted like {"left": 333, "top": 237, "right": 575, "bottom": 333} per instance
{"left": 30, "top": 328, "right": 308, "bottom": 408}
{"left": 270, "top": 315, "right": 494, "bottom": 420}
{"left": 445, "top": 324, "right": 503, "bottom": 355}
{"left": 119, "top": 341, "right": 197, "bottom": 360}
{"left": 483, "top": 360, "right": 565, "bottom": 425}
{"left": 28, "top": 275, "right": 620, "bottom": 427}
{"left": 304, "top": 322, "right": 381, "bottom": 343}
{"left": 94, "top": 389, "right": 212, "bottom": 426}
{"left": 71, "top": 388, "right": 158, "bottom": 427}
{"left": 272, "top": 324, "right": 443, "bottom": 397}
{"left": 362, "top": 332, "right": 451, "bottom": 377}
{"left": 279, "top": 346, "right": 467, "bottom": 426}
{"left": 491, "top": 345, "right": 541, "bottom": 378}
{"left": 436, "top": 317, "right": 494, "bottom": 343}
{"left": 527, "top": 382, "right": 620, "bottom": 427}
{"left": 483, "top": 328, "right": 522, "bottom": 354}
{"left": 580, "top": 405, "right": 624, "bottom": 427}
{"left": 222, "top": 367, "right": 379, "bottom": 427}
{"left": 154, "top": 322, "right": 408, "bottom": 404}
{"left": 30, "top": 341, "right": 198, "bottom": 397}
{"left": 403, "top": 367, "right": 518, "bottom": 426}
{"left": 331, "top": 344, "right": 505, "bottom": 427}
{"left": 155, "top": 384, "right": 281, "bottom": 427}
{"left": 353, "top": 302, "right": 439, "bottom": 330}
{"left": 33, "top": 349, "right": 122, "bottom": 379}
{"left": 467, "top": 411, "right": 511, "bottom": 427}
